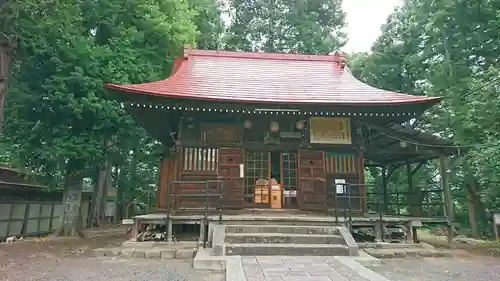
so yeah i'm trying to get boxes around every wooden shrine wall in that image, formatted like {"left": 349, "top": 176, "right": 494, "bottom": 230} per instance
{"left": 156, "top": 154, "right": 181, "bottom": 211}
{"left": 156, "top": 114, "right": 367, "bottom": 212}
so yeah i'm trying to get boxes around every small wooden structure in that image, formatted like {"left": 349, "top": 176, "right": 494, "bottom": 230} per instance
{"left": 105, "top": 48, "right": 461, "bottom": 239}
{"left": 0, "top": 166, "right": 63, "bottom": 239}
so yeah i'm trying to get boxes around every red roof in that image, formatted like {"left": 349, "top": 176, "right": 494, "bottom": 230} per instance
{"left": 105, "top": 47, "right": 441, "bottom": 106}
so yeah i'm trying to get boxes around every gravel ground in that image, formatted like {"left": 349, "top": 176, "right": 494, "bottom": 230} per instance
{"left": 0, "top": 227, "right": 223, "bottom": 281}
{"left": 0, "top": 254, "right": 223, "bottom": 281}
{"left": 372, "top": 256, "right": 500, "bottom": 281}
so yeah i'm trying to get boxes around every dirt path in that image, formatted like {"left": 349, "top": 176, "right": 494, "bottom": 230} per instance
{"left": 0, "top": 226, "right": 223, "bottom": 281}
{"left": 372, "top": 255, "right": 500, "bottom": 281}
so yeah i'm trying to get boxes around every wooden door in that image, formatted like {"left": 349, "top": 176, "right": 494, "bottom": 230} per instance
{"left": 218, "top": 148, "right": 245, "bottom": 209}
{"left": 297, "top": 150, "right": 327, "bottom": 211}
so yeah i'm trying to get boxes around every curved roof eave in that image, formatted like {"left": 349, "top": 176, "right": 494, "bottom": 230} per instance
{"left": 104, "top": 48, "right": 442, "bottom": 107}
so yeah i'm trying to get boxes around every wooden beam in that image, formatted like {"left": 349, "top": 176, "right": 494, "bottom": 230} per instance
{"left": 411, "top": 162, "right": 425, "bottom": 175}
{"left": 386, "top": 165, "right": 397, "bottom": 179}
{"left": 381, "top": 166, "right": 388, "bottom": 213}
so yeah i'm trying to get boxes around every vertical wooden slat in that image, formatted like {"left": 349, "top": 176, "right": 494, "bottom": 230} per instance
{"left": 202, "top": 148, "right": 206, "bottom": 171}
{"left": 192, "top": 148, "right": 196, "bottom": 171}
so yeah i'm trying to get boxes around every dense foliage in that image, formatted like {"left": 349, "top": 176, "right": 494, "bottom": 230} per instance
{"left": 349, "top": 0, "right": 500, "bottom": 237}
{"left": 226, "top": 0, "right": 346, "bottom": 53}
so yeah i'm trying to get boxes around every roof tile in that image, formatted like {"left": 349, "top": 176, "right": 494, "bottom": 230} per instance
{"left": 105, "top": 48, "right": 440, "bottom": 106}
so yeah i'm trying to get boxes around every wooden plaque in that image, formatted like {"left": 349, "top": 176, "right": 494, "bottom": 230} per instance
{"left": 202, "top": 123, "right": 242, "bottom": 144}
{"left": 309, "top": 117, "right": 352, "bottom": 144}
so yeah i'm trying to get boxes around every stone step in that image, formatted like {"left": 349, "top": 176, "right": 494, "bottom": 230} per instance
{"left": 225, "top": 232, "right": 345, "bottom": 244}
{"left": 359, "top": 242, "right": 427, "bottom": 249}
{"left": 364, "top": 247, "right": 452, "bottom": 259}
{"left": 225, "top": 243, "right": 350, "bottom": 256}
{"left": 225, "top": 224, "right": 340, "bottom": 235}
{"left": 219, "top": 219, "right": 340, "bottom": 226}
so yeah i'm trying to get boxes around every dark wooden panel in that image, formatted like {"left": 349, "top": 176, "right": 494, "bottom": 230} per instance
{"left": 297, "top": 150, "right": 327, "bottom": 211}
{"left": 218, "top": 148, "right": 244, "bottom": 209}
{"left": 202, "top": 123, "right": 242, "bottom": 144}
{"left": 175, "top": 173, "right": 220, "bottom": 209}
{"left": 157, "top": 154, "right": 180, "bottom": 210}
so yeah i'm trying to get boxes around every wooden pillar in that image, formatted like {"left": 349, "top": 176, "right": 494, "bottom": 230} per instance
{"left": 381, "top": 167, "right": 388, "bottom": 213}
{"left": 359, "top": 151, "right": 366, "bottom": 212}
{"left": 156, "top": 155, "right": 169, "bottom": 210}
{"left": 439, "top": 155, "right": 454, "bottom": 246}
{"left": 406, "top": 162, "right": 414, "bottom": 215}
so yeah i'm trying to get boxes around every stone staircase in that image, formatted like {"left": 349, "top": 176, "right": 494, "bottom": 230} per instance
{"left": 221, "top": 224, "right": 359, "bottom": 256}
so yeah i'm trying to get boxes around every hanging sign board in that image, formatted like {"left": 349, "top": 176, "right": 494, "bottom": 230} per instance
{"left": 335, "top": 179, "right": 346, "bottom": 194}
{"left": 309, "top": 117, "right": 352, "bottom": 144}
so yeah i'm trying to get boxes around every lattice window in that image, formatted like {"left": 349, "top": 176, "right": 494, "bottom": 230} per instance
{"left": 244, "top": 151, "right": 270, "bottom": 203}
{"left": 282, "top": 152, "right": 298, "bottom": 206}
{"left": 325, "top": 153, "right": 358, "bottom": 174}
{"left": 183, "top": 147, "right": 218, "bottom": 172}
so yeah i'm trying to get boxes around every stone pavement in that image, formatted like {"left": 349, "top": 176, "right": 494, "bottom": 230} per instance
{"left": 241, "top": 256, "right": 389, "bottom": 281}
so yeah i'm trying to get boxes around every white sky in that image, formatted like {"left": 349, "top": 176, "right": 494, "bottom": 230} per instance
{"left": 341, "top": 0, "right": 403, "bottom": 53}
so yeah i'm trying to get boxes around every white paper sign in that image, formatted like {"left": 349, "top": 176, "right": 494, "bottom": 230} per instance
{"left": 335, "top": 179, "right": 346, "bottom": 194}
{"left": 239, "top": 164, "right": 244, "bottom": 178}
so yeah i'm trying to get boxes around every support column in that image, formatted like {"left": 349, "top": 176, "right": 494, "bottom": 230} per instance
{"left": 439, "top": 155, "right": 454, "bottom": 246}
{"left": 198, "top": 220, "right": 206, "bottom": 248}
{"left": 405, "top": 162, "right": 413, "bottom": 216}
{"left": 166, "top": 219, "right": 173, "bottom": 243}
{"left": 381, "top": 167, "right": 388, "bottom": 213}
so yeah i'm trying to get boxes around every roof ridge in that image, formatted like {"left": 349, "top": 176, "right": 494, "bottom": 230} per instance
{"left": 183, "top": 45, "right": 346, "bottom": 64}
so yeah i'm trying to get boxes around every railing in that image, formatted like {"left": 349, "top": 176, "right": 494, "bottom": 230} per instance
{"left": 327, "top": 184, "right": 447, "bottom": 241}
{"left": 166, "top": 180, "right": 224, "bottom": 248}
{"left": 328, "top": 183, "right": 377, "bottom": 231}
{"left": 366, "top": 188, "right": 446, "bottom": 218}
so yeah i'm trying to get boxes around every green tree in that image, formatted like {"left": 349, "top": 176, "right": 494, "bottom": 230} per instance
{"left": 0, "top": 0, "right": 198, "bottom": 235}
{"left": 225, "top": 0, "right": 347, "bottom": 54}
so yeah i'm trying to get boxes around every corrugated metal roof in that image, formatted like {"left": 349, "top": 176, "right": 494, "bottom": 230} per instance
{"left": 105, "top": 48, "right": 441, "bottom": 106}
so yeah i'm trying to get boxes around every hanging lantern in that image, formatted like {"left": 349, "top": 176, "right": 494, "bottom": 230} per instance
{"left": 270, "top": 121, "right": 280, "bottom": 132}
{"left": 296, "top": 120, "right": 305, "bottom": 130}
{"left": 244, "top": 120, "right": 252, "bottom": 129}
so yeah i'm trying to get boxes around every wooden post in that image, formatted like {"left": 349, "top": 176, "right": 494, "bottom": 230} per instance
{"left": 439, "top": 155, "right": 453, "bottom": 246}
{"left": 381, "top": 167, "right": 388, "bottom": 213}
{"left": 406, "top": 162, "right": 417, "bottom": 216}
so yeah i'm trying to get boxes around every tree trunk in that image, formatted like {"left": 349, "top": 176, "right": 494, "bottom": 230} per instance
{"left": 56, "top": 161, "right": 84, "bottom": 237}
{"left": 100, "top": 162, "right": 112, "bottom": 223}
{"left": 0, "top": 41, "right": 13, "bottom": 132}
{"left": 89, "top": 159, "right": 111, "bottom": 227}
{"left": 88, "top": 138, "right": 114, "bottom": 227}
{"left": 116, "top": 165, "right": 128, "bottom": 219}
{"left": 467, "top": 184, "right": 479, "bottom": 238}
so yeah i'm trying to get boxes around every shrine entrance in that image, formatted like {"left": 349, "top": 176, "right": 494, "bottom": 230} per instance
{"left": 243, "top": 151, "right": 298, "bottom": 209}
